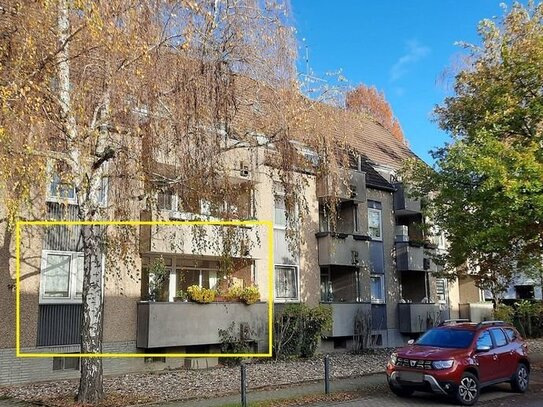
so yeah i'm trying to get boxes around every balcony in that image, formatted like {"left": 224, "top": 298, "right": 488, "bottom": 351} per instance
{"left": 140, "top": 218, "right": 259, "bottom": 257}
{"left": 136, "top": 302, "right": 269, "bottom": 350}
{"left": 395, "top": 242, "right": 437, "bottom": 272}
{"left": 393, "top": 182, "right": 421, "bottom": 216}
{"left": 398, "top": 303, "right": 447, "bottom": 334}
{"left": 321, "top": 302, "right": 371, "bottom": 337}
{"left": 316, "top": 232, "right": 370, "bottom": 266}
{"left": 459, "top": 302, "right": 494, "bottom": 323}
{"left": 317, "top": 170, "right": 366, "bottom": 203}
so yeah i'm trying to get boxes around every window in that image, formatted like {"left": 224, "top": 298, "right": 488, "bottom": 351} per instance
{"left": 157, "top": 187, "right": 176, "bottom": 211}
{"left": 47, "top": 163, "right": 107, "bottom": 206}
{"left": 53, "top": 356, "right": 80, "bottom": 371}
{"left": 47, "top": 173, "right": 76, "bottom": 203}
{"left": 275, "top": 265, "right": 298, "bottom": 301}
{"left": 370, "top": 274, "right": 385, "bottom": 303}
{"left": 320, "top": 269, "right": 332, "bottom": 302}
{"left": 476, "top": 330, "right": 493, "bottom": 349}
{"left": 490, "top": 328, "right": 508, "bottom": 347}
{"left": 176, "top": 267, "right": 217, "bottom": 292}
{"left": 274, "top": 195, "right": 287, "bottom": 228}
{"left": 436, "top": 279, "right": 447, "bottom": 303}
{"left": 504, "top": 328, "right": 518, "bottom": 342}
{"left": 40, "top": 251, "right": 83, "bottom": 302}
{"left": 368, "top": 208, "right": 382, "bottom": 240}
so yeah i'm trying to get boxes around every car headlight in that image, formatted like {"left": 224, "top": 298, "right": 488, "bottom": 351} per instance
{"left": 390, "top": 352, "right": 398, "bottom": 365}
{"left": 432, "top": 360, "right": 454, "bottom": 370}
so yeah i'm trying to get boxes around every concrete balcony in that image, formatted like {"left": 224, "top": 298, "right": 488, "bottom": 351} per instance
{"left": 459, "top": 302, "right": 494, "bottom": 323}
{"left": 398, "top": 303, "right": 447, "bottom": 334}
{"left": 321, "top": 302, "right": 371, "bottom": 337}
{"left": 136, "top": 302, "right": 269, "bottom": 350}
{"left": 393, "top": 182, "right": 421, "bottom": 216}
{"left": 139, "top": 216, "right": 260, "bottom": 257}
{"left": 395, "top": 242, "right": 437, "bottom": 272}
{"left": 316, "top": 232, "right": 370, "bottom": 266}
{"left": 317, "top": 170, "right": 366, "bottom": 203}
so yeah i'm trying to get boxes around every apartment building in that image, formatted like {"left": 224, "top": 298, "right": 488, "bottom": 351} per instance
{"left": 0, "top": 96, "right": 486, "bottom": 386}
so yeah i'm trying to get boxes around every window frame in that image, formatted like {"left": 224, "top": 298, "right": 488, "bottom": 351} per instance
{"left": 40, "top": 250, "right": 84, "bottom": 304}
{"left": 46, "top": 173, "right": 77, "bottom": 205}
{"left": 370, "top": 273, "right": 385, "bottom": 304}
{"left": 368, "top": 207, "right": 382, "bottom": 241}
{"left": 46, "top": 163, "right": 108, "bottom": 207}
{"left": 436, "top": 278, "right": 447, "bottom": 304}
{"left": 274, "top": 264, "right": 299, "bottom": 302}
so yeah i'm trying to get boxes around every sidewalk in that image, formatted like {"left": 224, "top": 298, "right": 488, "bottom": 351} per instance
{"left": 151, "top": 373, "right": 385, "bottom": 407}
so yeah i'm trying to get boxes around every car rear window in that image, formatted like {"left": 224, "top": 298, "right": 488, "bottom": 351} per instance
{"left": 416, "top": 328, "right": 475, "bottom": 348}
{"left": 491, "top": 328, "right": 508, "bottom": 347}
{"left": 504, "top": 327, "right": 518, "bottom": 341}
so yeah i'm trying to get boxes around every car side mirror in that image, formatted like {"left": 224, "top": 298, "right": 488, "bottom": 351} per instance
{"left": 407, "top": 339, "right": 415, "bottom": 345}
{"left": 476, "top": 345, "right": 491, "bottom": 352}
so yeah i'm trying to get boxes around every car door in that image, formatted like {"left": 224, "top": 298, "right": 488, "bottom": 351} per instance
{"left": 474, "top": 329, "right": 499, "bottom": 383}
{"left": 490, "top": 327, "right": 516, "bottom": 378}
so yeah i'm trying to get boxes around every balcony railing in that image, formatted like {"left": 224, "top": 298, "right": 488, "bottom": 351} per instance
{"left": 320, "top": 302, "right": 372, "bottom": 337}
{"left": 393, "top": 182, "right": 421, "bottom": 216}
{"left": 136, "top": 301, "right": 269, "bottom": 350}
{"left": 316, "top": 232, "right": 370, "bottom": 266}
{"left": 398, "top": 303, "right": 448, "bottom": 334}
{"left": 395, "top": 242, "right": 437, "bottom": 272}
{"left": 317, "top": 170, "right": 366, "bottom": 203}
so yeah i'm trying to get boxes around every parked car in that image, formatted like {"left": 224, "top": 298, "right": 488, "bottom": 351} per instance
{"left": 386, "top": 320, "right": 530, "bottom": 405}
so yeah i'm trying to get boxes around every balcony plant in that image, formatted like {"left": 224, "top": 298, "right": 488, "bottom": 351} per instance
{"left": 174, "top": 290, "right": 188, "bottom": 302}
{"left": 148, "top": 257, "right": 169, "bottom": 302}
{"left": 187, "top": 285, "right": 216, "bottom": 303}
{"left": 240, "top": 285, "right": 260, "bottom": 305}
{"left": 224, "top": 284, "right": 243, "bottom": 302}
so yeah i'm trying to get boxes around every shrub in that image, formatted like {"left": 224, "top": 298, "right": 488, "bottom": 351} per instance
{"left": 273, "top": 304, "right": 332, "bottom": 359}
{"left": 218, "top": 322, "right": 253, "bottom": 366}
{"left": 494, "top": 303, "right": 514, "bottom": 323}
{"left": 187, "top": 285, "right": 216, "bottom": 303}
{"left": 240, "top": 285, "right": 260, "bottom": 304}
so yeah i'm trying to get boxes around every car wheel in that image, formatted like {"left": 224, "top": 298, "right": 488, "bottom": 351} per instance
{"left": 511, "top": 363, "right": 529, "bottom": 393}
{"left": 387, "top": 378, "right": 414, "bottom": 397}
{"left": 455, "top": 372, "right": 479, "bottom": 406}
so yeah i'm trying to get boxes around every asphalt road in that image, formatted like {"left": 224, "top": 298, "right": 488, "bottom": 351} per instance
{"left": 311, "top": 372, "right": 543, "bottom": 407}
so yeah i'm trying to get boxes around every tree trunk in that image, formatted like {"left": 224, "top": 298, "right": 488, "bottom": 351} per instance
{"left": 77, "top": 224, "right": 104, "bottom": 404}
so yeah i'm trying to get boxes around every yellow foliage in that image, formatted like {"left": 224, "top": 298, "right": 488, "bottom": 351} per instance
{"left": 187, "top": 285, "right": 216, "bottom": 304}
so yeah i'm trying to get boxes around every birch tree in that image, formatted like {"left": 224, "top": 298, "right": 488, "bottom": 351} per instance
{"left": 1, "top": 0, "right": 351, "bottom": 403}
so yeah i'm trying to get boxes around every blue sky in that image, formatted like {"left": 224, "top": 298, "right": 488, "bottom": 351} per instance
{"left": 291, "top": 1, "right": 521, "bottom": 164}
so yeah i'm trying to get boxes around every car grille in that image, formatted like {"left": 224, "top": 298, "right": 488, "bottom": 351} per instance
{"left": 396, "top": 357, "right": 433, "bottom": 370}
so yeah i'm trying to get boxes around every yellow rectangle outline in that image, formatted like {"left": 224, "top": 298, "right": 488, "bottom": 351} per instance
{"left": 16, "top": 219, "right": 274, "bottom": 358}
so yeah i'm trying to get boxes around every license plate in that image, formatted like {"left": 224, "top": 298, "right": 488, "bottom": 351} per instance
{"left": 398, "top": 371, "right": 423, "bottom": 382}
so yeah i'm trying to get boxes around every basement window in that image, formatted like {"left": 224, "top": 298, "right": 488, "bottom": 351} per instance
{"left": 53, "top": 356, "right": 80, "bottom": 371}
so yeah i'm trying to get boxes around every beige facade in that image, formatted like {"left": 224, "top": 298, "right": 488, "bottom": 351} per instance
{"left": 0, "top": 110, "right": 487, "bottom": 387}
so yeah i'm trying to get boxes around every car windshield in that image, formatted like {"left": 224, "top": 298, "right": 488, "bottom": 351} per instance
{"left": 416, "top": 328, "right": 475, "bottom": 348}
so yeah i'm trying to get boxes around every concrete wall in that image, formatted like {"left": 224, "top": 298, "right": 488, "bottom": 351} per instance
{"left": 137, "top": 301, "right": 269, "bottom": 350}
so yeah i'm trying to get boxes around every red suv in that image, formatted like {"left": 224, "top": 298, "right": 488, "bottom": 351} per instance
{"left": 386, "top": 320, "right": 530, "bottom": 405}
